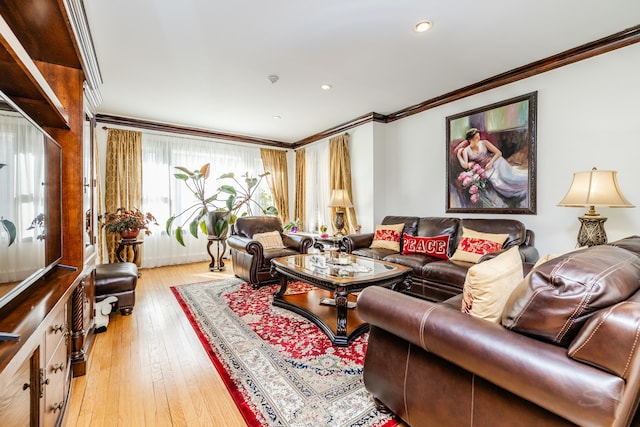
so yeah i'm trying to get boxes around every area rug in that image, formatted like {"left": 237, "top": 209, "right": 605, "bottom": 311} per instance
{"left": 171, "top": 278, "right": 398, "bottom": 427}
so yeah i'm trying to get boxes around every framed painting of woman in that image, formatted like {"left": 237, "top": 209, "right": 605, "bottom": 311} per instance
{"left": 446, "top": 92, "right": 537, "bottom": 214}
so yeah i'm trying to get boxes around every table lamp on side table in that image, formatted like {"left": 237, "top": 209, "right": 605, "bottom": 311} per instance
{"left": 328, "top": 189, "right": 353, "bottom": 236}
{"left": 558, "top": 167, "right": 634, "bottom": 247}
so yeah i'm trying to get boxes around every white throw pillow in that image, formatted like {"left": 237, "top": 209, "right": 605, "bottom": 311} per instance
{"left": 253, "top": 230, "right": 286, "bottom": 249}
{"left": 461, "top": 246, "right": 523, "bottom": 323}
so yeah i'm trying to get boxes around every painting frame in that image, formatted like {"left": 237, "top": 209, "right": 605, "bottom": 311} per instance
{"left": 446, "top": 92, "right": 537, "bottom": 214}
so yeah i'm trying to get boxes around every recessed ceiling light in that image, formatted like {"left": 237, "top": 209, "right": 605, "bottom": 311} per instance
{"left": 272, "top": 115, "right": 281, "bottom": 120}
{"left": 321, "top": 84, "right": 332, "bottom": 91}
{"left": 414, "top": 20, "right": 432, "bottom": 33}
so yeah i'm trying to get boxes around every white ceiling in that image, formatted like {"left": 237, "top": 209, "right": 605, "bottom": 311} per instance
{"left": 83, "top": 0, "right": 640, "bottom": 144}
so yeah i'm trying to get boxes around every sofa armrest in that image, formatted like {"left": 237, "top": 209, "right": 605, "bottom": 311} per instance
{"left": 343, "top": 233, "right": 374, "bottom": 253}
{"left": 282, "top": 233, "right": 313, "bottom": 253}
{"left": 357, "top": 286, "right": 624, "bottom": 426}
{"left": 227, "top": 235, "right": 262, "bottom": 255}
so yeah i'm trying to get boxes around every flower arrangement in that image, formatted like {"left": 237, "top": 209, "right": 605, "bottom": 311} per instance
{"left": 99, "top": 208, "right": 158, "bottom": 235}
{"left": 284, "top": 219, "right": 301, "bottom": 233}
{"left": 457, "top": 162, "right": 489, "bottom": 205}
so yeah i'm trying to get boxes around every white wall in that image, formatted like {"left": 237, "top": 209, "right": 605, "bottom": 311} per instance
{"left": 349, "top": 42, "right": 640, "bottom": 257}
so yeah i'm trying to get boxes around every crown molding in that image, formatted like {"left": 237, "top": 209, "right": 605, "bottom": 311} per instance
{"left": 96, "top": 114, "right": 290, "bottom": 148}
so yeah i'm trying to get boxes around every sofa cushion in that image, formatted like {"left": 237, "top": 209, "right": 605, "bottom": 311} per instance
{"left": 402, "top": 234, "right": 449, "bottom": 260}
{"left": 370, "top": 223, "right": 405, "bottom": 251}
{"left": 450, "top": 227, "right": 508, "bottom": 263}
{"left": 609, "top": 235, "right": 640, "bottom": 258}
{"left": 416, "top": 217, "right": 460, "bottom": 257}
{"left": 420, "top": 260, "right": 470, "bottom": 288}
{"left": 461, "top": 246, "right": 523, "bottom": 323}
{"left": 533, "top": 246, "right": 587, "bottom": 269}
{"left": 253, "top": 230, "right": 286, "bottom": 249}
{"left": 502, "top": 245, "right": 640, "bottom": 347}
{"left": 384, "top": 253, "right": 440, "bottom": 275}
{"left": 568, "top": 293, "right": 640, "bottom": 378}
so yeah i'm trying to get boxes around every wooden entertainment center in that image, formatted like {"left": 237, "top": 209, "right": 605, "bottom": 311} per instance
{"left": 0, "top": 1, "right": 100, "bottom": 425}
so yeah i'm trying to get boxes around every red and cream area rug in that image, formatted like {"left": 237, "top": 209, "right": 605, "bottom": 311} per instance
{"left": 171, "top": 278, "right": 398, "bottom": 427}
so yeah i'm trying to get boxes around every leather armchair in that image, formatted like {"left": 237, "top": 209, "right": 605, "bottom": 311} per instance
{"left": 227, "top": 216, "right": 313, "bottom": 288}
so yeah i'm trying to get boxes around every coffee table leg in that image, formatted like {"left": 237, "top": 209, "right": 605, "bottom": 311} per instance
{"left": 335, "top": 289, "right": 348, "bottom": 344}
{"left": 274, "top": 276, "right": 289, "bottom": 298}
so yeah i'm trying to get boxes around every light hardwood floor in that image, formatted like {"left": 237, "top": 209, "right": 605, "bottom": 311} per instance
{"left": 64, "top": 261, "right": 248, "bottom": 427}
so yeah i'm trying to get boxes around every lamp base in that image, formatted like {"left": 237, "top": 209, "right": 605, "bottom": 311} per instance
{"left": 333, "top": 211, "right": 347, "bottom": 236}
{"left": 577, "top": 214, "right": 608, "bottom": 247}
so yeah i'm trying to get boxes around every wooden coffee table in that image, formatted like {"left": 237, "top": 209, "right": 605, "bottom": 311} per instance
{"left": 270, "top": 254, "right": 411, "bottom": 346}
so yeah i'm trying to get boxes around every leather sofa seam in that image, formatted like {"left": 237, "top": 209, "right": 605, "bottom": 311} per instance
{"left": 419, "top": 305, "right": 438, "bottom": 350}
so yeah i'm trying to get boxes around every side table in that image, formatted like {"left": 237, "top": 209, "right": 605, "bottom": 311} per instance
{"left": 116, "top": 239, "right": 143, "bottom": 276}
{"left": 207, "top": 235, "right": 227, "bottom": 271}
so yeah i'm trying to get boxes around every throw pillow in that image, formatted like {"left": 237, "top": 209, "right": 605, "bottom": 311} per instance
{"left": 460, "top": 246, "right": 524, "bottom": 323}
{"left": 450, "top": 227, "right": 509, "bottom": 263}
{"left": 253, "top": 230, "right": 286, "bottom": 249}
{"left": 401, "top": 234, "right": 449, "bottom": 260}
{"left": 369, "top": 223, "right": 405, "bottom": 252}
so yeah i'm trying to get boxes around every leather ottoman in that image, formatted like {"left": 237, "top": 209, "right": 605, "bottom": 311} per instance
{"left": 95, "top": 262, "right": 138, "bottom": 315}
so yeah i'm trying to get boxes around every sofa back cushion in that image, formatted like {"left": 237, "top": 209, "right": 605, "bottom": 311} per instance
{"left": 234, "top": 216, "right": 283, "bottom": 239}
{"left": 502, "top": 245, "right": 640, "bottom": 347}
{"left": 459, "top": 218, "right": 526, "bottom": 248}
{"left": 416, "top": 217, "right": 460, "bottom": 257}
{"left": 608, "top": 235, "right": 640, "bottom": 258}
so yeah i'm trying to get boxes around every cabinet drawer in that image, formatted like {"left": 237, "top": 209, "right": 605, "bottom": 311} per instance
{"left": 45, "top": 304, "right": 67, "bottom": 362}
{"left": 43, "top": 339, "right": 69, "bottom": 427}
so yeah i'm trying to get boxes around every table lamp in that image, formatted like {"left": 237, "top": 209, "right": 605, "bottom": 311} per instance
{"left": 558, "top": 167, "right": 634, "bottom": 246}
{"left": 328, "top": 189, "right": 353, "bottom": 236}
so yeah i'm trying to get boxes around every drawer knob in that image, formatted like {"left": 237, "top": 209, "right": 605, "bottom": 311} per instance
{"left": 52, "top": 324, "right": 65, "bottom": 334}
{"left": 53, "top": 363, "right": 65, "bottom": 373}
{"left": 51, "top": 401, "right": 64, "bottom": 413}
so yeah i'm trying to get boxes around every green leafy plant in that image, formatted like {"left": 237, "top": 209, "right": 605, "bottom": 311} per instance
{"left": 217, "top": 171, "right": 279, "bottom": 224}
{"left": 165, "top": 163, "right": 220, "bottom": 246}
{"left": 1, "top": 217, "right": 16, "bottom": 246}
{"left": 166, "top": 163, "right": 278, "bottom": 245}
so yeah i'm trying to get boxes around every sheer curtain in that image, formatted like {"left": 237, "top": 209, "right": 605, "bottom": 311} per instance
{"left": 140, "top": 132, "right": 266, "bottom": 268}
{"left": 304, "top": 141, "right": 331, "bottom": 233}
{"left": 0, "top": 112, "right": 46, "bottom": 281}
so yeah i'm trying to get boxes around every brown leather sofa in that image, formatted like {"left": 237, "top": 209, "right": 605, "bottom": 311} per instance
{"left": 343, "top": 216, "right": 538, "bottom": 301}
{"left": 227, "top": 216, "right": 313, "bottom": 287}
{"left": 357, "top": 237, "right": 640, "bottom": 427}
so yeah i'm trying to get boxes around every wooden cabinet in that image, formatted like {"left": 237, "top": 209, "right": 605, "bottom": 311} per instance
{"left": 0, "top": 0, "right": 99, "bottom": 425}
{"left": 0, "top": 281, "right": 73, "bottom": 427}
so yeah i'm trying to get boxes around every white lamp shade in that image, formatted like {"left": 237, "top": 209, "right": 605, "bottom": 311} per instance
{"left": 558, "top": 168, "right": 634, "bottom": 208}
{"left": 328, "top": 189, "right": 353, "bottom": 208}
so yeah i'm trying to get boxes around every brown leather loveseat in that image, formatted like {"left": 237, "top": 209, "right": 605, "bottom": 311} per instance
{"left": 343, "top": 215, "right": 538, "bottom": 301}
{"left": 358, "top": 237, "right": 640, "bottom": 426}
{"left": 227, "top": 216, "right": 313, "bottom": 287}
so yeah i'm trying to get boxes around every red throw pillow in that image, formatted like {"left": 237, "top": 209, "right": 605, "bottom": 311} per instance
{"left": 401, "top": 234, "right": 449, "bottom": 260}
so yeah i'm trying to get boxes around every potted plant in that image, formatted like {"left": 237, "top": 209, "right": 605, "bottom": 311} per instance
{"left": 99, "top": 207, "right": 158, "bottom": 239}
{"left": 166, "top": 163, "right": 278, "bottom": 245}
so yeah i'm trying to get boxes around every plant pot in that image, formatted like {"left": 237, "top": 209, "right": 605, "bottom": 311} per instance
{"left": 120, "top": 228, "right": 140, "bottom": 240}
{"left": 207, "top": 211, "right": 230, "bottom": 238}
